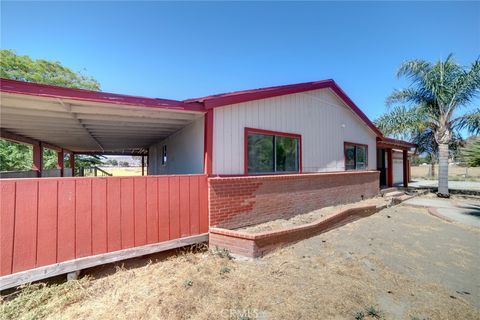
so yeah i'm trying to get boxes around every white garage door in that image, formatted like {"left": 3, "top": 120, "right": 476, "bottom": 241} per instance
{"left": 393, "top": 158, "right": 403, "bottom": 185}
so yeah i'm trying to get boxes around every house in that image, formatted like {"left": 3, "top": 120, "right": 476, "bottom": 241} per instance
{"left": 0, "top": 78, "right": 414, "bottom": 288}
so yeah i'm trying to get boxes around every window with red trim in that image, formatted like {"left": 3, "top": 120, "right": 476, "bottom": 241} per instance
{"left": 344, "top": 142, "right": 368, "bottom": 170}
{"left": 246, "top": 128, "right": 300, "bottom": 174}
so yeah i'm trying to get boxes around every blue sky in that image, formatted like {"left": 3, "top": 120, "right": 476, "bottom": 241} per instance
{"left": 1, "top": 1, "right": 479, "bottom": 121}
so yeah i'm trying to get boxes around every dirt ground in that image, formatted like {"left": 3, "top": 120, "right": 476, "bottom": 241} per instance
{"left": 1, "top": 202, "right": 479, "bottom": 320}
{"left": 237, "top": 197, "right": 387, "bottom": 234}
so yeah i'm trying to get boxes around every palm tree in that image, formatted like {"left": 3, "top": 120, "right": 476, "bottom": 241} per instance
{"left": 376, "top": 55, "right": 479, "bottom": 197}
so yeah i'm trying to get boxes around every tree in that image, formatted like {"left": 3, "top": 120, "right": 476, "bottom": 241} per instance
{"left": 375, "top": 55, "right": 480, "bottom": 197}
{"left": 1, "top": 50, "right": 102, "bottom": 172}
{"left": 0, "top": 49, "right": 100, "bottom": 90}
{"left": 461, "top": 138, "right": 480, "bottom": 167}
{"left": 0, "top": 140, "right": 32, "bottom": 171}
{"left": 68, "top": 155, "right": 105, "bottom": 175}
{"left": 106, "top": 159, "right": 118, "bottom": 166}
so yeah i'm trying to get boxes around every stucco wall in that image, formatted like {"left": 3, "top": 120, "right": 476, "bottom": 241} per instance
{"left": 148, "top": 116, "right": 205, "bottom": 175}
{"left": 212, "top": 88, "right": 377, "bottom": 175}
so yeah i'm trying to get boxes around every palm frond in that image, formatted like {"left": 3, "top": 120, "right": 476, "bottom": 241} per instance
{"left": 447, "top": 58, "right": 480, "bottom": 113}
{"left": 454, "top": 109, "right": 480, "bottom": 135}
{"left": 374, "top": 105, "right": 424, "bottom": 140}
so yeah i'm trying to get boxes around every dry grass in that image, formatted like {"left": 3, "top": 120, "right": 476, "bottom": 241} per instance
{"left": 1, "top": 238, "right": 478, "bottom": 320}
{"left": 98, "top": 166, "right": 142, "bottom": 176}
{"left": 0, "top": 211, "right": 480, "bottom": 320}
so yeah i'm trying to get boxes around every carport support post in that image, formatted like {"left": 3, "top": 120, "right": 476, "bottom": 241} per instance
{"left": 32, "top": 142, "right": 43, "bottom": 177}
{"left": 204, "top": 109, "right": 214, "bottom": 176}
{"left": 403, "top": 149, "right": 408, "bottom": 187}
{"left": 69, "top": 153, "right": 75, "bottom": 176}
{"left": 57, "top": 149, "right": 64, "bottom": 177}
{"left": 141, "top": 155, "right": 145, "bottom": 176}
{"left": 386, "top": 148, "right": 393, "bottom": 187}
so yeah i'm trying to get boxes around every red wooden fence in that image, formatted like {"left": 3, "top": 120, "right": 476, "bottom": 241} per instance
{"left": 0, "top": 175, "right": 208, "bottom": 276}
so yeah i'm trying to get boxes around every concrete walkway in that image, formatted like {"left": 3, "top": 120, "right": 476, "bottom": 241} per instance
{"left": 409, "top": 180, "right": 480, "bottom": 192}
{"left": 403, "top": 197, "right": 480, "bottom": 227}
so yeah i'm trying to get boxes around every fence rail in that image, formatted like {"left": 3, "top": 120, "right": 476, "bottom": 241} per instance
{"left": 411, "top": 165, "right": 480, "bottom": 181}
{"left": 0, "top": 175, "right": 208, "bottom": 277}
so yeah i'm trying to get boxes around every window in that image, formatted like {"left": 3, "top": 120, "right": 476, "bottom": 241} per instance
{"left": 246, "top": 128, "right": 300, "bottom": 174}
{"left": 161, "top": 145, "right": 167, "bottom": 165}
{"left": 344, "top": 142, "right": 368, "bottom": 170}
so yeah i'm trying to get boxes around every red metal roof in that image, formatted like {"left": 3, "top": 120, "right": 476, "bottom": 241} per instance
{"left": 377, "top": 137, "right": 417, "bottom": 149}
{"left": 1, "top": 77, "right": 416, "bottom": 148}
{"left": 185, "top": 79, "right": 384, "bottom": 137}
{"left": 0, "top": 78, "right": 204, "bottom": 112}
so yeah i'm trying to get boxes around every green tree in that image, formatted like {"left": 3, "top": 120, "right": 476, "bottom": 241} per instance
{"left": 0, "top": 49, "right": 100, "bottom": 90}
{"left": 1, "top": 50, "right": 102, "bottom": 173}
{"left": 119, "top": 161, "right": 130, "bottom": 167}
{"left": 375, "top": 55, "right": 479, "bottom": 197}
{"left": 461, "top": 138, "right": 480, "bottom": 167}
{"left": 0, "top": 140, "right": 32, "bottom": 171}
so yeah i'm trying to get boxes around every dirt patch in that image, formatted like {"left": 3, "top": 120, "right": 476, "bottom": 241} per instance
{"left": 237, "top": 197, "right": 387, "bottom": 234}
{"left": 1, "top": 205, "right": 479, "bottom": 320}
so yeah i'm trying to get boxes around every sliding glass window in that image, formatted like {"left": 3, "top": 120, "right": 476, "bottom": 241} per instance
{"left": 247, "top": 130, "right": 300, "bottom": 174}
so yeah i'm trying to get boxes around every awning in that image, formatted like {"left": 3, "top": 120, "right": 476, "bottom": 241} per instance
{"left": 377, "top": 137, "right": 417, "bottom": 151}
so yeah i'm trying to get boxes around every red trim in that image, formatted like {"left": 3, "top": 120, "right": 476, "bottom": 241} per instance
{"left": 0, "top": 78, "right": 204, "bottom": 112}
{"left": 244, "top": 127, "right": 302, "bottom": 175}
{"left": 386, "top": 148, "right": 393, "bottom": 187}
{"left": 344, "top": 142, "right": 369, "bottom": 170}
{"left": 187, "top": 80, "right": 383, "bottom": 137}
{"left": 57, "top": 149, "right": 64, "bottom": 177}
{"left": 204, "top": 109, "right": 214, "bottom": 176}
{"left": 377, "top": 137, "right": 416, "bottom": 150}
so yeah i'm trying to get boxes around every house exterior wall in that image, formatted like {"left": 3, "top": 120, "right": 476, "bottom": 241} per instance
{"left": 209, "top": 171, "right": 380, "bottom": 229}
{"left": 148, "top": 116, "right": 204, "bottom": 175}
{"left": 212, "top": 88, "right": 377, "bottom": 175}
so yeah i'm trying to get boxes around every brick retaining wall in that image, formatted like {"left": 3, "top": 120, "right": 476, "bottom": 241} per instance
{"left": 209, "top": 204, "right": 383, "bottom": 258}
{"left": 208, "top": 171, "right": 380, "bottom": 229}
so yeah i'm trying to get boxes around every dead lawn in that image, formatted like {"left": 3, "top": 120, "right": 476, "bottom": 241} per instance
{"left": 1, "top": 204, "right": 479, "bottom": 320}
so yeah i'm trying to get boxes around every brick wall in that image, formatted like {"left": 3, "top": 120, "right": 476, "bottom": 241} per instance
{"left": 209, "top": 204, "right": 382, "bottom": 258}
{"left": 208, "top": 171, "right": 380, "bottom": 229}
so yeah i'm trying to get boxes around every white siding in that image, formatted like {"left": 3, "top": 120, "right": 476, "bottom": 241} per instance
{"left": 148, "top": 116, "right": 204, "bottom": 175}
{"left": 212, "top": 88, "right": 377, "bottom": 175}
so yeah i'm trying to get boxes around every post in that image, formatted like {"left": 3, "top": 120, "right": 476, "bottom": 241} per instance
{"left": 386, "top": 148, "right": 393, "bottom": 187}
{"left": 204, "top": 109, "right": 214, "bottom": 176}
{"left": 32, "top": 142, "right": 43, "bottom": 177}
{"left": 403, "top": 149, "right": 408, "bottom": 188}
{"left": 57, "top": 149, "right": 64, "bottom": 177}
{"left": 69, "top": 153, "right": 75, "bottom": 176}
{"left": 141, "top": 155, "right": 145, "bottom": 176}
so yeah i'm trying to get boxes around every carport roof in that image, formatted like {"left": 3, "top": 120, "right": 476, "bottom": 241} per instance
{"left": 0, "top": 78, "right": 205, "bottom": 154}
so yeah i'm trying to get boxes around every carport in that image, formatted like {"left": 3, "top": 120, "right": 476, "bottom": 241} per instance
{"left": 0, "top": 78, "right": 205, "bottom": 177}
{"left": 0, "top": 79, "right": 210, "bottom": 289}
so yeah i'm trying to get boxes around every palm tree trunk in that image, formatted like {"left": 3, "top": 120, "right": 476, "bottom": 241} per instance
{"left": 437, "top": 143, "right": 449, "bottom": 197}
